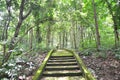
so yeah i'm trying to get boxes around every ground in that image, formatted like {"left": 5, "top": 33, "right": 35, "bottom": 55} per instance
{"left": 24, "top": 50, "right": 120, "bottom": 80}
{"left": 80, "top": 50, "right": 120, "bottom": 80}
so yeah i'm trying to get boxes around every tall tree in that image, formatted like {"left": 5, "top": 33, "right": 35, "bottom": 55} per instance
{"left": 105, "top": 0, "right": 120, "bottom": 48}
{"left": 92, "top": 0, "right": 101, "bottom": 51}
{"left": 1, "top": 0, "right": 12, "bottom": 63}
{"left": 3, "top": 0, "right": 31, "bottom": 63}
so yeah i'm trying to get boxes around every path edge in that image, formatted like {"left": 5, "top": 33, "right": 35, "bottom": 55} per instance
{"left": 32, "top": 49, "right": 55, "bottom": 80}
{"left": 64, "top": 49, "right": 96, "bottom": 80}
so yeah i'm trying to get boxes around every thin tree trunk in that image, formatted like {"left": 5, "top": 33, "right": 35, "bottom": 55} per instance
{"left": 29, "top": 29, "right": 33, "bottom": 50}
{"left": 73, "top": 26, "right": 77, "bottom": 49}
{"left": 62, "top": 30, "right": 65, "bottom": 48}
{"left": 80, "top": 26, "right": 84, "bottom": 48}
{"left": 46, "top": 26, "right": 51, "bottom": 48}
{"left": 51, "top": 32, "right": 54, "bottom": 47}
{"left": 92, "top": 0, "right": 100, "bottom": 51}
{"left": 65, "top": 32, "right": 68, "bottom": 48}
{"left": 36, "top": 24, "right": 42, "bottom": 43}
{"left": 70, "top": 27, "right": 74, "bottom": 48}
{"left": 59, "top": 32, "right": 62, "bottom": 48}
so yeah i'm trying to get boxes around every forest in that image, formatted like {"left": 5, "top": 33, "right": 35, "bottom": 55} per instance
{"left": 0, "top": 0, "right": 120, "bottom": 80}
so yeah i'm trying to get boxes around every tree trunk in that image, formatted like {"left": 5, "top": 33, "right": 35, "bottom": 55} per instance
{"left": 59, "top": 32, "right": 62, "bottom": 48}
{"left": 80, "top": 26, "right": 84, "bottom": 48}
{"left": 1, "top": 0, "right": 12, "bottom": 62}
{"left": 2, "top": 0, "right": 31, "bottom": 63}
{"left": 70, "top": 27, "right": 74, "bottom": 48}
{"left": 65, "top": 32, "right": 68, "bottom": 48}
{"left": 62, "top": 30, "right": 65, "bottom": 48}
{"left": 92, "top": 0, "right": 100, "bottom": 51}
{"left": 29, "top": 29, "right": 33, "bottom": 50}
{"left": 105, "top": 0, "right": 119, "bottom": 48}
{"left": 73, "top": 26, "right": 77, "bottom": 49}
{"left": 46, "top": 26, "right": 51, "bottom": 48}
{"left": 36, "top": 24, "right": 42, "bottom": 43}
{"left": 51, "top": 31, "right": 54, "bottom": 47}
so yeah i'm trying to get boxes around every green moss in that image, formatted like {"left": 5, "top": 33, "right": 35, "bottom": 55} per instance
{"left": 33, "top": 49, "right": 96, "bottom": 80}
{"left": 32, "top": 49, "right": 54, "bottom": 80}
{"left": 52, "top": 50, "right": 73, "bottom": 56}
{"left": 65, "top": 49, "right": 96, "bottom": 80}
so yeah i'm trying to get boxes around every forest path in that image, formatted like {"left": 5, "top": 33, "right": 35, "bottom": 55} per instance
{"left": 33, "top": 49, "right": 95, "bottom": 80}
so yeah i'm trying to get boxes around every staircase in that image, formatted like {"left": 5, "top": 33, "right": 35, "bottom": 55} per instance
{"left": 43, "top": 56, "right": 82, "bottom": 77}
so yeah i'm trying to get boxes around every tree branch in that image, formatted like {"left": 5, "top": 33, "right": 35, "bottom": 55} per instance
{"left": 22, "top": 8, "right": 32, "bottom": 20}
{"left": 19, "top": 0, "right": 25, "bottom": 20}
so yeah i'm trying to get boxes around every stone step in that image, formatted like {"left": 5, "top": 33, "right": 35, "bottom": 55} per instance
{"left": 46, "top": 62, "right": 78, "bottom": 66}
{"left": 50, "top": 56, "right": 75, "bottom": 60}
{"left": 50, "top": 56, "right": 74, "bottom": 58}
{"left": 48, "top": 59, "right": 76, "bottom": 62}
{"left": 45, "top": 66, "right": 80, "bottom": 71}
{"left": 43, "top": 71, "right": 82, "bottom": 77}
{"left": 48, "top": 58, "right": 76, "bottom": 61}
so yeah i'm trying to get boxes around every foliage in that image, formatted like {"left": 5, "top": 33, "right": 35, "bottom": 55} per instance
{"left": 0, "top": 0, "right": 120, "bottom": 78}
{"left": 0, "top": 55, "right": 35, "bottom": 79}
{"left": 113, "top": 48, "right": 120, "bottom": 59}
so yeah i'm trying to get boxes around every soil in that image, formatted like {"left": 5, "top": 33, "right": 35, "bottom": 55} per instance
{"left": 80, "top": 51, "right": 120, "bottom": 80}
{"left": 18, "top": 52, "right": 47, "bottom": 80}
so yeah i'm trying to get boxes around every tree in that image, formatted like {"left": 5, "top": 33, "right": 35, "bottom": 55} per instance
{"left": 104, "top": 0, "right": 120, "bottom": 48}
{"left": 92, "top": 0, "right": 101, "bottom": 51}
{"left": 3, "top": 0, "right": 31, "bottom": 63}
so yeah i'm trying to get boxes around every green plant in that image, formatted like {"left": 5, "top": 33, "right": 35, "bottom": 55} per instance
{"left": 0, "top": 56, "right": 35, "bottom": 79}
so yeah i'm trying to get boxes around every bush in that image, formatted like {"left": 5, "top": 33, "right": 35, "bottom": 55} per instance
{"left": 0, "top": 56, "right": 35, "bottom": 79}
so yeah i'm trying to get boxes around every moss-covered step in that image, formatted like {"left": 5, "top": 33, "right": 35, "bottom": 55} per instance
{"left": 33, "top": 49, "right": 95, "bottom": 80}
{"left": 41, "top": 76, "right": 85, "bottom": 80}
{"left": 48, "top": 59, "right": 76, "bottom": 62}
{"left": 51, "top": 50, "right": 73, "bottom": 56}
{"left": 43, "top": 71, "right": 82, "bottom": 77}
{"left": 64, "top": 49, "right": 96, "bottom": 80}
{"left": 49, "top": 57, "right": 76, "bottom": 60}
{"left": 50, "top": 56, "right": 75, "bottom": 60}
{"left": 32, "top": 49, "right": 54, "bottom": 80}
{"left": 50, "top": 57, "right": 74, "bottom": 60}
{"left": 46, "top": 62, "right": 77, "bottom": 66}
{"left": 44, "top": 66, "right": 80, "bottom": 71}
{"left": 50, "top": 56, "right": 74, "bottom": 58}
